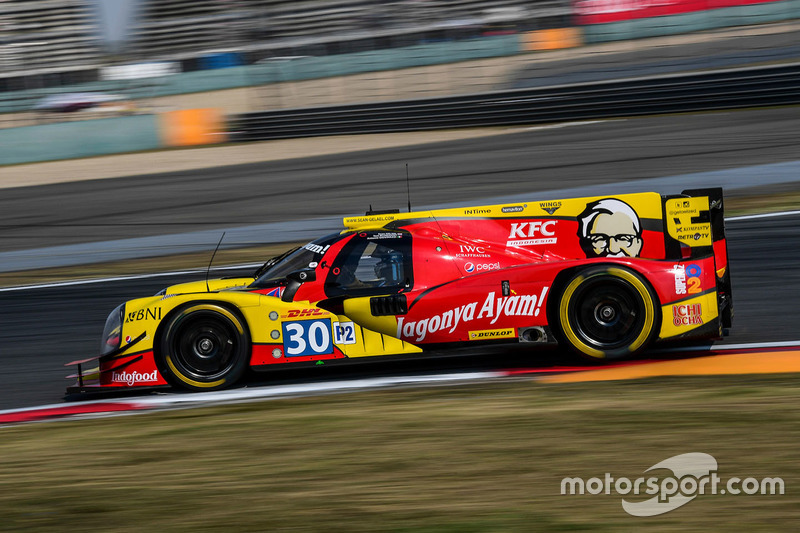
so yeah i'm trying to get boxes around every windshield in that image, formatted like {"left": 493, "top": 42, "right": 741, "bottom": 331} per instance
{"left": 250, "top": 234, "right": 341, "bottom": 288}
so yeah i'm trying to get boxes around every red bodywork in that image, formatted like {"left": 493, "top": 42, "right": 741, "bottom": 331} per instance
{"left": 68, "top": 188, "right": 732, "bottom": 393}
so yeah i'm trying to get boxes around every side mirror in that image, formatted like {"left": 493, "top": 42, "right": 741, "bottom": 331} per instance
{"left": 282, "top": 269, "right": 316, "bottom": 302}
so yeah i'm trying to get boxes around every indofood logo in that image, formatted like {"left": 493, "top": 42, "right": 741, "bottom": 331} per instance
{"left": 111, "top": 370, "right": 158, "bottom": 386}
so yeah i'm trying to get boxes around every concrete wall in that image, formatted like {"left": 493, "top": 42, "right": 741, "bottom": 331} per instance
{"left": 2, "top": 4, "right": 800, "bottom": 166}
{"left": 0, "top": 36, "right": 521, "bottom": 115}
{"left": 0, "top": 115, "right": 161, "bottom": 166}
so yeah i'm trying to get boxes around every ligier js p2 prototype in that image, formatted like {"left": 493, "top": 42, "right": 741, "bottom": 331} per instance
{"left": 67, "top": 188, "right": 732, "bottom": 393}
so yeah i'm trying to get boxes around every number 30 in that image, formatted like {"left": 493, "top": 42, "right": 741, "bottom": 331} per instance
{"left": 283, "top": 320, "right": 332, "bottom": 356}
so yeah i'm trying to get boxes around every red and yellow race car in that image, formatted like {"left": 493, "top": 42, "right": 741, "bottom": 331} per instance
{"left": 67, "top": 188, "right": 732, "bottom": 393}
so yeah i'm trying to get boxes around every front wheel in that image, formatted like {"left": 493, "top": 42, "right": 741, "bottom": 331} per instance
{"left": 557, "top": 266, "right": 659, "bottom": 360}
{"left": 157, "top": 304, "right": 250, "bottom": 391}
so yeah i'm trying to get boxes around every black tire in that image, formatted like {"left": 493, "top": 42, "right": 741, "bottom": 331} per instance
{"left": 157, "top": 303, "right": 250, "bottom": 391}
{"left": 557, "top": 266, "right": 659, "bottom": 360}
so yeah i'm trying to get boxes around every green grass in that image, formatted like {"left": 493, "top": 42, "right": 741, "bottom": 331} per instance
{"left": 1, "top": 376, "right": 798, "bottom": 531}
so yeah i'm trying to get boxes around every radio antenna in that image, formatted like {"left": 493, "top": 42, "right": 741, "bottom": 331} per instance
{"left": 406, "top": 163, "right": 412, "bottom": 213}
{"left": 206, "top": 232, "right": 226, "bottom": 292}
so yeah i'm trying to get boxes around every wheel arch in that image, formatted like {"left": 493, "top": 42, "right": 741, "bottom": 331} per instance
{"left": 153, "top": 299, "right": 253, "bottom": 388}
{"left": 154, "top": 299, "right": 252, "bottom": 352}
{"left": 546, "top": 262, "right": 662, "bottom": 359}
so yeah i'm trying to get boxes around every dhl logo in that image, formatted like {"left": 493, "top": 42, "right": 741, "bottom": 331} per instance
{"left": 285, "top": 308, "right": 327, "bottom": 318}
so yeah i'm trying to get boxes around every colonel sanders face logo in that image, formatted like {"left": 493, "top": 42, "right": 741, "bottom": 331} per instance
{"left": 577, "top": 199, "right": 643, "bottom": 258}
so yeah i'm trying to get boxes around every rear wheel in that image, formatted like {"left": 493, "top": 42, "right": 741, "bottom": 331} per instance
{"left": 157, "top": 304, "right": 250, "bottom": 391}
{"left": 557, "top": 266, "right": 659, "bottom": 360}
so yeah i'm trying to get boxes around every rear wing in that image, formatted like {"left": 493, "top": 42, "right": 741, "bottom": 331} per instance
{"left": 665, "top": 188, "right": 732, "bottom": 328}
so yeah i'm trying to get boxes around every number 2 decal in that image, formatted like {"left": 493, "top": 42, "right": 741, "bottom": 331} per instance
{"left": 282, "top": 319, "right": 333, "bottom": 357}
{"left": 686, "top": 264, "right": 702, "bottom": 294}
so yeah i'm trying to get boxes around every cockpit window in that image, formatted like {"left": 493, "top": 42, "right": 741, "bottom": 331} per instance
{"left": 325, "top": 231, "right": 412, "bottom": 297}
{"left": 250, "top": 234, "right": 340, "bottom": 288}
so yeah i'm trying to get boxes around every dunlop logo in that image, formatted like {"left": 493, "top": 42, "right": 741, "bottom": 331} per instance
{"left": 468, "top": 328, "right": 516, "bottom": 340}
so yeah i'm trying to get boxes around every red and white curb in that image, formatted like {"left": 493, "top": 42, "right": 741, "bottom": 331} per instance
{"left": 5, "top": 340, "right": 800, "bottom": 426}
{"left": 0, "top": 372, "right": 505, "bottom": 426}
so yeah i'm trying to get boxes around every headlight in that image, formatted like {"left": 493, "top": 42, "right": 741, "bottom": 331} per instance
{"left": 100, "top": 303, "right": 125, "bottom": 355}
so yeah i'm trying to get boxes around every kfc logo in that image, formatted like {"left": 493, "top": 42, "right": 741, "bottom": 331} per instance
{"left": 507, "top": 221, "right": 557, "bottom": 247}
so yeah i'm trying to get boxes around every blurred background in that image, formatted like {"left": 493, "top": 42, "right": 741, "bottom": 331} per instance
{"left": 2, "top": 0, "right": 569, "bottom": 129}
{"left": 2, "top": 12, "right": 800, "bottom": 529}
{"left": 1, "top": 0, "right": 799, "bottom": 137}
{"left": 0, "top": 0, "right": 798, "bottom": 265}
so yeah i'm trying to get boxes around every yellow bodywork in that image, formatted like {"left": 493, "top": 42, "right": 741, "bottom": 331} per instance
{"left": 665, "top": 196, "right": 713, "bottom": 247}
{"left": 658, "top": 292, "right": 720, "bottom": 340}
{"left": 343, "top": 192, "right": 666, "bottom": 231}
{"left": 111, "top": 190, "right": 719, "bottom": 364}
{"left": 117, "top": 278, "right": 421, "bottom": 362}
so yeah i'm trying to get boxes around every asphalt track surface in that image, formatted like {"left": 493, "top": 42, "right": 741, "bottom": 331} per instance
{"left": 2, "top": 107, "right": 800, "bottom": 253}
{"left": 0, "top": 211, "right": 798, "bottom": 411}
{"left": 505, "top": 25, "right": 800, "bottom": 89}
{"left": 1, "top": 108, "right": 800, "bottom": 411}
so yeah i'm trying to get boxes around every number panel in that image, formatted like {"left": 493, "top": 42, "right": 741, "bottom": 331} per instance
{"left": 282, "top": 319, "right": 333, "bottom": 357}
{"left": 333, "top": 321, "right": 357, "bottom": 345}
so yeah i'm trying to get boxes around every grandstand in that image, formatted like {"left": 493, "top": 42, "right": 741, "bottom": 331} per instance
{"left": 130, "top": 0, "right": 250, "bottom": 58}
{"left": 0, "top": 0, "right": 573, "bottom": 109}
{"left": 128, "top": 0, "right": 569, "bottom": 60}
{"left": 0, "top": 0, "right": 569, "bottom": 83}
{"left": 0, "top": 0, "right": 101, "bottom": 75}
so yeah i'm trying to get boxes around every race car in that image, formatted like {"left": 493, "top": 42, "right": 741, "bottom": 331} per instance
{"left": 67, "top": 188, "right": 732, "bottom": 393}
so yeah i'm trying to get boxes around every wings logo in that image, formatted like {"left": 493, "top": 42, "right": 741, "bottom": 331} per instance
{"left": 540, "top": 201, "right": 562, "bottom": 215}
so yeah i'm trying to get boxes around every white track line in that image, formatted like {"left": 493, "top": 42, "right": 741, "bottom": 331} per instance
{"left": 0, "top": 371, "right": 503, "bottom": 418}
{"left": 726, "top": 210, "right": 800, "bottom": 221}
{"left": 659, "top": 340, "right": 800, "bottom": 353}
{"left": 3, "top": 341, "right": 799, "bottom": 424}
{"left": 0, "top": 263, "right": 262, "bottom": 292}
{"left": 524, "top": 120, "right": 608, "bottom": 131}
